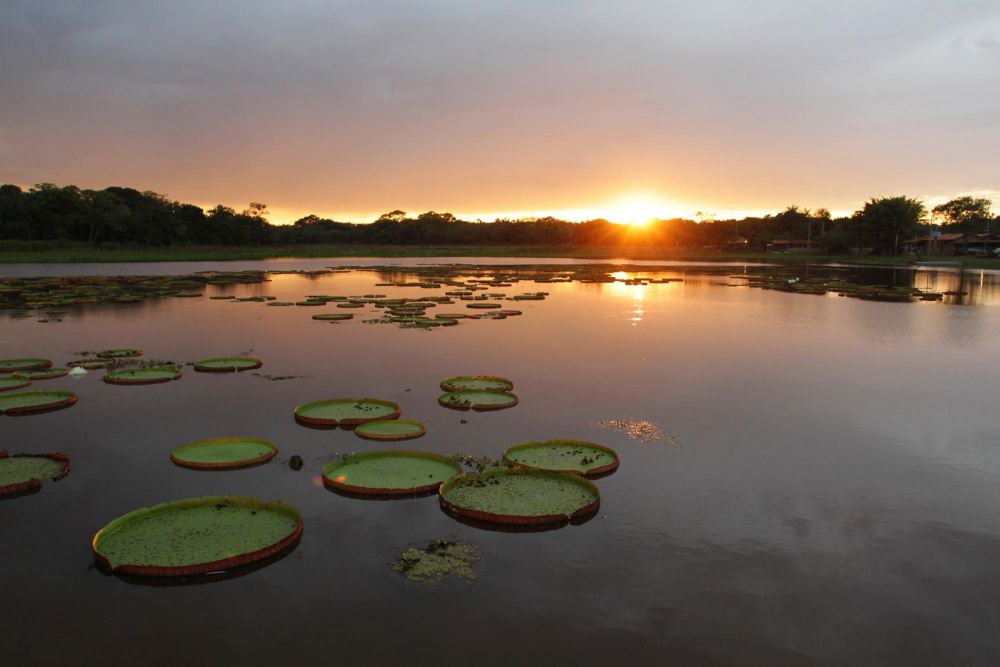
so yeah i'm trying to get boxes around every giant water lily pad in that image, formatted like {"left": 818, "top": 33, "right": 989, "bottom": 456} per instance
{"left": 0, "top": 451, "right": 70, "bottom": 496}
{"left": 439, "top": 467, "right": 600, "bottom": 525}
{"left": 193, "top": 357, "right": 262, "bottom": 373}
{"left": 96, "top": 348, "right": 143, "bottom": 359}
{"left": 92, "top": 496, "right": 303, "bottom": 576}
{"left": 440, "top": 375, "right": 514, "bottom": 392}
{"left": 354, "top": 419, "right": 427, "bottom": 441}
{"left": 294, "top": 398, "right": 401, "bottom": 428}
{"left": 0, "top": 390, "right": 77, "bottom": 415}
{"left": 13, "top": 367, "right": 69, "bottom": 381}
{"left": 322, "top": 450, "right": 461, "bottom": 495}
{"left": 170, "top": 437, "right": 278, "bottom": 470}
{"left": 311, "top": 313, "right": 354, "bottom": 321}
{"left": 104, "top": 367, "right": 181, "bottom": 385}
{"left": 0, "top": 377, "right": 31, "bottom": 392}
{"left": 0, "top": 358, "right": 52, "bottom": 373}
{"left": 438, "top": 390, "right": 518, "bottom": 411}
{"left": 503, "top": 439, "right": 619, "bottom": 477}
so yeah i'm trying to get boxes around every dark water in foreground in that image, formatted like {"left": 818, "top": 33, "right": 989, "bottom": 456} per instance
{"left": 3, "top": 261, "right": 1000, "bottom": 666}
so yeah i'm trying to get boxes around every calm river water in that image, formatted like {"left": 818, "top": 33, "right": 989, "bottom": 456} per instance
{"left": 3, "top": 260, "right": 1000, "bottom": 666}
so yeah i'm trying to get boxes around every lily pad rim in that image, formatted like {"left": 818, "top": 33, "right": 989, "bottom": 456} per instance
{"left": 0, "top": 450, "right": 70, "bottom": 497}
{"left": 0, "top": 389, "right": 78, "bottom": 415}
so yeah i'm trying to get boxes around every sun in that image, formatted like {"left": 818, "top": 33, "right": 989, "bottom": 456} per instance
{"left": 613, "top": 196, "right": 665, "bottom": 227}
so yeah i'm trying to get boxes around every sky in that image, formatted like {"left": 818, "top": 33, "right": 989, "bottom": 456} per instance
{"left": 1, "top": 0, "right": 998, "bottom": 224}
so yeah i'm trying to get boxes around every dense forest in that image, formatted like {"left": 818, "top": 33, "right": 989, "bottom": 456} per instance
{"left": 0, "top": 183, "right": 995, "bottom": 255}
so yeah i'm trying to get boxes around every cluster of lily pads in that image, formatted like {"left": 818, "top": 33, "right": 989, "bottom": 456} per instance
{"left": 729, "top": 273, "right": 959, "bottom": 302}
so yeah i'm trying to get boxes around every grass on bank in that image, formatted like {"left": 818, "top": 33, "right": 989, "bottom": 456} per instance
{"left": 1, "top": 241, "right": 998, "bottom": 269}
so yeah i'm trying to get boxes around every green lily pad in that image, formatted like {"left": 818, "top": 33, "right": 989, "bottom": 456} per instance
{"left": 439, "top": 467, "right": 600, "bottom": 525}
{"left": 311, "top": 313, "right": 354, "bottom": 321}
{"left": 322, "top": 450, "right": 461, "bottom": 495}
{"left": 0, "top": 390, "right": 78, "bottom": 415}
{"left": 294, "top": 398, "right": 401, "bottom": 428}
{"left": 438, "top": 390, "right": 518, "bottom": 411}
{"left": 68, "top": 358, "right": 113, "bottom": 369}
{"left": 92, "top": 496, "right": 303, "bottom": 576}
{"left": 466, "top": 303, "right": 501, "bottom": 309}
{"left": 170, "top": 437, "right": 278, "bottom": 470}
{"left": 0, "top": 358, "right": 52, "bottom": 373}
{"left": 193, "top": 357, "right": 262, "bottom": 373}
{"left": 13, "top": 367, "right": 69, "bottom": 381}
{"left": 0, "top": 451, "right": 70, "bottom": 496}
{"left": 440, "top": 375, "right": 514, "bottom": 392}
{"left": 0, "top": 377, "right": 31, "bottom": 392}
{"left": 354, "top": 419, "right": 427, "bottom": 441}
{"left": 503, "top": 439, "right": 619, "bottom": 477}
{"left": 104, "top": 367, "right": 182, "bottom": 385}
{"left": 96, "top": 348, "right": 143, "bottom": 359}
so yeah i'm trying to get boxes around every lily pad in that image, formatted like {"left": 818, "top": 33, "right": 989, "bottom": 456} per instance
{"left": 0, "top": 358, "right": 52, "bottom": 373}
{"left": 0, "top": 451, "right": 70, "bottom": 496}
{"left": 170, "top": 437, "right": 278, "bottom": 470}
{"left": 0, "top": 390, "right": 78, "bottom": 415}
{"left": 439, "top": 467, "right": 600, "bottom": 525}
{"left": 438, "top": 390, "right": 518, "bottom": 411}
{"left": 92, "top": 495, "right": 303, "bottom": 576}
{"left": 311, "top": 313, "right": 354, "bottom": 321}
{"left": 104, "top": 367, "right": 182, "bottom": 385}
{"left": 193, "top": 357, "right": 263, "bottom": 373}
{"left": 68, "top": 358, "right": 113, "bottom": 369}
{"left": 0, "top": 377, "right": 31, "bottom": 392}
{"left": 13, "top": 367, "right": 69, "bottom": 381}
{"left": 503, "top": 439, "right": 619, "bottom": 477}
{"left": 354, "top": 419, "right": 427, "bottom": 441}
{"left": 322, "top": 450, "right": 461, "bottom": 495}
{"left": 466, "top": 303, "right": 501, "bottom": 309}
{"left": 97, "top": 348, "right": 143, "bottom": 359}
{"left": 440, "top": 375, "right": 514, "bottom": 392}
{"left": 294, "top": 398, "right": 401, "bottom": 428}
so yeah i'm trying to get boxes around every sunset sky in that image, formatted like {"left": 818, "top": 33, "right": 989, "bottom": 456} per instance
{"left": 1, "top": 1, "right": 998, "bottom": 224}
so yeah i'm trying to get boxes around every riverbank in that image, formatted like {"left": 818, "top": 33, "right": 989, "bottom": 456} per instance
{"left": 1, "top": 241, "right": 998, "bottom": 269}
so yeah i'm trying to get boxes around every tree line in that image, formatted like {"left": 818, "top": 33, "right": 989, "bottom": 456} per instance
{"left": 0, "top": 182, "right": 995, "bottom": 255}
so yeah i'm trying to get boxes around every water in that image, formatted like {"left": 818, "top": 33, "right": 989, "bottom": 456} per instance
{"left": 3, "top": 260, "right": 1000, "bottom": 666}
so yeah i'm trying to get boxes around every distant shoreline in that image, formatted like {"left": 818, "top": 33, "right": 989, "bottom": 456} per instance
{"left": 1, "top": 241, "right": 998, "bottom": 269}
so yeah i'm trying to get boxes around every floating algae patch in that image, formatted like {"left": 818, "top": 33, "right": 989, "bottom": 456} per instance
{"left": 438, "top": 390, "right": 518, "bottom": 411}
{"left": 591, "top": 418, "right": 668, "bottom": 444}
{"left": 354, "top": 419, "right": 427, "bottom": 441}
{"left": 504, "top": 439, "right": 619, "bottom": 477}
{"left": 311, "top": 313, "right": 354, "bottom": 321}
{"left": 170, "top": 437, "right": 278, "bottom": 470}
{"left": 13, "top": 367, "right": 68, "bottom": 381}
{"left": 322, "top": 450, "right": 461, "bottom": 495}
{"left": 104, "top": 367, "right": 181, "bottom": 385}
{"left": 0, "top": 390, "right": 77, "bottom": 415}
{"left": 393, "top": 538, "right": 479, "bottom": 583}
{"left": 294, "top": 398, "right": 401, "bottom": 428}
{"left": 0, "top": 377, "right": 31, "bottom": 392}
{"left": 439, "top": 468, "right": 600, "bottom": 526}
{"left": 97, "top": 348, "right": 143, "bottom": 359}
{"left": 0, "top": 451, "right": 69, "bottom": 496}
{"left": 440, "top": 375, "right": 514, "bottom": 392}
{"left": 92, "top": 496, "right": 302, "bottom": 576}
{"left": 193, "top": 357, "right": 262, "bottom": 373}
{"left": 0, "top": 358, "right": 52, "bottom": 373}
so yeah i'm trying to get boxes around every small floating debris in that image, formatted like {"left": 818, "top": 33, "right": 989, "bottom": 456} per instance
{"left": 591, "top": 418, "right": 667, "bottom": 444}
{"left": 393, "top": 538, "right": 479, "bottom": 583}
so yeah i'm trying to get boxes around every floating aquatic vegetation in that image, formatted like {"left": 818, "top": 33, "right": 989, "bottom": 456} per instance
{"left": 170, "top": 437, "right": 278, "bottom": 470}
{"left": 0, "top": 451, "right": 70, "bottom": 497}
{"left": 591, "top": 418, "right": 667, "bottom": 444}
{"left": 354, "top": 419, "right": 427, "bottom": 441}
{"left": 393, "top": 538, "right": 479, "bottom": 583}
{"left": 0, "top": 390, "right": 78, "bottom": 415}
{"left": 451, "top": 453, "right": 502, "bottom": 473}
{"left": 322, "top": 450, "right": 461, "bottom": 495}
{"left": 294, "top": 398, "right": 401, "bottom": 428}
{"left": 439, "top": 375, "right": 514, "bottom": 392}
{"left": 466, "top": 303, "right": 501, "bottom": 309}
{"left": 438, "top": 390, "right": 518, "bottom": 412}
{"left": 439, "top": 468, "right": 600, "bottom": 526}
{"left": 0, "top": 358, "right": 52, "bottom": 373}
{"left": 68, "top": 358, "right": 113, "bottom": 369}
{"left": 0, "top": 377, "right": 31, "bottom": 392}
{"left": 311, "top": 313, "right": 354, "bottom": 321}
{"left": 193, "top": 357, "right": 263, "bottom": 373}
{"left": 91, "top": 496, "right": 303, "bottom": 577}
{"left": 97, "top": 348, "right": 143, "bottom": 359}
{"left": 104, "top": 367, "right": 182, "bottom": 385}
{"left": 504, "top": 439, "right": 619, "bottom": 477}
{"left": 12, "top": 367, "right": 69, "bottom": 381}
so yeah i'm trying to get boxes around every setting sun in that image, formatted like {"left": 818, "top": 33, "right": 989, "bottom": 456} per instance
{"left": 612, "top": 196, "right": 669, "bottom": 227}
